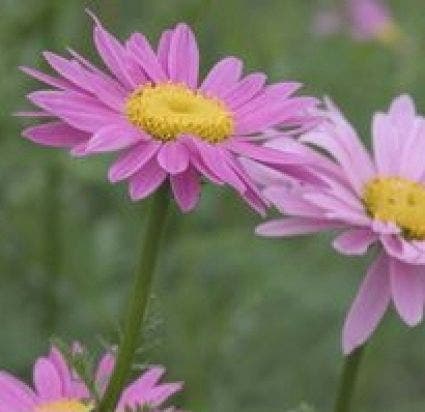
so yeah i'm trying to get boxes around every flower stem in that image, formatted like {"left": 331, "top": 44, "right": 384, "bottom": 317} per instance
{"left": 98, "top": 185, "right": 171, "bottom": 412}
{"left": 333, "top": 346, "right": 366, "bottom": 412}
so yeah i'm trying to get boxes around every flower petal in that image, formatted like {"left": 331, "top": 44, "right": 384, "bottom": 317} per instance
{"left": 390, "top": 258, "right": 424, "bottom": 326}
{"left": 200, "top": 57, "right": 243, "bottom": 97}
{"left": 333, "top": 229, "right": 378, "bottom": 255}
{"left": 22, "top": 122, "right": 88, "bottom": 148}
{"left": 342, "top": 252, "right": 390, "bottom": 354}
{"left": 0, "top": 372, "right": 37, "bottom": 411}
{"left": 108, "top": 141, "right": 161, "bottom": 182}
{"left": 129, "top": 159, "right": 167, "bottom": 201}
{"left": 168, "top": 23, "right": 199, "bottom": 88}
{"left": 157, "top": 141, "right": 190, "bottom": 174}
{"left": 170, "top": 167, "right": 201, "bottom": 212}
{"left": 33, "top": 358, "right": 63, "bottom": 400}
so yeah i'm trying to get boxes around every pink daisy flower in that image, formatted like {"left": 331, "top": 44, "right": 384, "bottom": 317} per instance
{"left": 0, "top": 345, "right": 182, "bottom": 411}
{"left": 256, "top": 95, "right": 425, "bottom": 354}
{"left": 20, "top": 12, "right": 317, "bottom": 214}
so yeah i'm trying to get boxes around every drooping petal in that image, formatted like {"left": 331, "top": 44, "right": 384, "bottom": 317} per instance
{"left": 333, "top": 229, "right": 378, "bottom": 255}
{"left": 390, "top": 258, "right": 424, "bottom": 326}
{"left": 157, "top": 141, "right": 190, "bottom": 174}
{"left": 108, "top": 140, "right": 161, "bottom": 182}
{"left": 95, "top": 352, "right": 115, "bottom": 395}
{"left": 170, "top": 168, "right": 201, "bottom": 212}
{"left": 342, "top": 252, "right": 390, "bottom": 354}
{"left": 168, "top": 23, "right": 199, "bottom": 88}
{"left": 129, "top": 159, "right": 167, "bottom": 201}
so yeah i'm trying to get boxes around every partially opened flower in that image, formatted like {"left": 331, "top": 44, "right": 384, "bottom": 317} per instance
{"left": 20, "top": 12, "right": 317, "bottom": 214}
{"left": 256, "top": 95, "right": 425, "bottom": 354}
{"left": 0, "top": 345, "right": 182, "bottom": 411}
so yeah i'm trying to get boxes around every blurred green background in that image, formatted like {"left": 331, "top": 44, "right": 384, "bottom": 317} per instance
{"left": 1, "top": 0, "right": 425, "bottom": 411}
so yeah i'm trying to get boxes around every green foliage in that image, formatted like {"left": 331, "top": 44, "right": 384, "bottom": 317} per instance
{"left": 1, "top": 1, "right": 425, "bottom": 412}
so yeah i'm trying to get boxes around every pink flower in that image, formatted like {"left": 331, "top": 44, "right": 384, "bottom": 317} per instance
{"left": 311, "top": 0, "right": 401, "bottom": 45}
{"left": 20, "top": 12, "right": 317, "bottom": 214}
{"left": 256, "top": 95, "right": 425, "bottom": 354}
{"left": 0, "top": 345, "right": 182, "bottom": 411}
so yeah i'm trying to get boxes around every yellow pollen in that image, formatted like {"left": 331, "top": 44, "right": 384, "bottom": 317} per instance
{"left": 363, "top": 177, "right": 425, "bottom": 240}
{"left": 35, "top": 400, "right": 93, "bottom": 412}
{"left": 125, "top": 83, "right": 234, "bottom": 143}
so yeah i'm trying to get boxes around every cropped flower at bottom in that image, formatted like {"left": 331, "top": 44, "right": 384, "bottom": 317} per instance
{"left": 256, "top": 95, "right": 425, "bottom": 354}
{"left": 0, "top": 345, "right": 182, "bottom": 411}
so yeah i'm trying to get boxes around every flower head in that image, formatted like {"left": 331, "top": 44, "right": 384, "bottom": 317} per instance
{"left": 256, "top": 95, "right": 425, "bottom": 354}
{"left": 0, "top": 345, "right": 182, "bottom": 411}
{"left": 312, "top": 0, "right": 402, "bottom": 46}
{"left": 20, "top": 12, "right": 317, "bottom": 214}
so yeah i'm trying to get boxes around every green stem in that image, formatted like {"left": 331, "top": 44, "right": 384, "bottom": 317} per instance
{"left": 333, "top": 346, "right": 366, "bottom": 412}
{"left": 98, "top": 185, "right": 171, "bottom": 412}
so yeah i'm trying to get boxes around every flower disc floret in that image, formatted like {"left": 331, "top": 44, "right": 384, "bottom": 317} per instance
{"left": 125, "top": 83, "right": 234, "bottom": 143}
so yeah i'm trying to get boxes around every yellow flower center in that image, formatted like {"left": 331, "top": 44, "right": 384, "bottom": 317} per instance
{"left": 363, "top": 177, "right": 425, "bottom": 240}
{"left": 35, "top": 400, "right": 92, "bottom": 412}
{"left": 125, "top": 83, "right": 234, "bottom": 143}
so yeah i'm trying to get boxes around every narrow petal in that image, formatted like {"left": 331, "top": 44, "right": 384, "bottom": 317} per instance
{"left": 372, "top": 113, "right": 398, "bottom": 175}
{"left": 95, "top": 352, "right": 115, "bottom": 395}
{"left": 48, "top": 347, "right": 73, "bottom": 397}
{"left": 127, "top": 33, "right": 167, "bottom": 82}
{"left": 108, "top": 141, "right": 161, "bottom": 182}
{"left": 20, "top": 66, "right": 72, "bottom": 90}
{"left": 390, "top": 258, "right": 424, "bottom": 326}
{"left": 256, "top": 217, "right": 343, "bottom": 237}
{"left": 170, "top": 167, "right": 200, "bottom": 212}
{"left": 223, "top": 73, "right": 267, "bottom": 110}
{"left": 168, "top": 24, "right": 199, "bottom": 88}
{"left": 157, "top": 30, "right": 173, "bottom": 75}
{"left": 342, "top": 253, "right": 391, "bottom": 354}
{"left": 22, "top": 122, "right": 88, "bottom": 148}
{"left": 33, "top": 358, "right": 63, "bottom": 400}
{"left": 85, "top": 123, "right": 143, "bottom": 153}
{"left": 200, "top": 57, "right": 243, "bottom": 97}
{"left": 143, "top": 383, "right": 183, "bottom": 406}
{"left": 333, "top": 229, "right": 378, "bottom": 255}
{"left": 93, "top": 20, "right": 134, "bottom": 88}
{"left": 157, "top": 141, "right": 190, "bottom": 174}
{"left": 129, "top": 159, "right": 167, "bottom": 200}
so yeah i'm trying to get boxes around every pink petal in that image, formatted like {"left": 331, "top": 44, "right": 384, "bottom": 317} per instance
{"left": 170, "top": 168, "right": 200, "bottom": 212}
{"left": 168, "top": 24, "right": 199, "bottom": 88}
{"left": 390, "top": 258, "right": 424, "bottom": 326}
{"left": 200, "top": 57, "right": 243, "bottom": 97}
{"left": 372, "top": 113, "right": 398, "bottom": 175}
{"left": 157, "top": 30, "right": 173, "bottom": 75}
{"left": 256, "top": 217, "right": 343, "bottom": 237}
{"left": 0, "top": 372, "right": 37, "bottom": 411}
{"left": 22, "top": 122, "right": 88, "bottom": 148}
{"left": 157, "top": 141, "right": 190, "bottom": 174}
{"left": 343, "top": 253, "right": 391, "bottom": 354}
{"left": 92, "top": 19, "right": 134, "bottom": 88}
{"left": 48, "top": 347, "right": 73, "bottom": 397}
{"left": 143, "top": 383, "right": 183, "bottom": 406}
{"left": 95, "top": 352, "right": 115, "bottom": 395}
{"left": 108, "top": 141, "right": 161, "bottom": 182}
{"left": 43, "top": 52, "right": 93, "bottom": 92}
{"left": 129, "top": 159, "right": 167, "bottom": 200}
{"left": 127, "top": 33, "right": 167, "bottom": 82}
{"left": 223, "top": 73, "right": 267, "bottom": 110}
{"left": 333, "top": 229, "right": 378, "bottom": 255}
{"left": 33, "top": 358, "right": 63, "bottom": 400}
{"left": 85, "top": 123, "right": 143, "bottom": 153}
{"left": 20, "top": 65, "right": 72, "bottom": 90}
